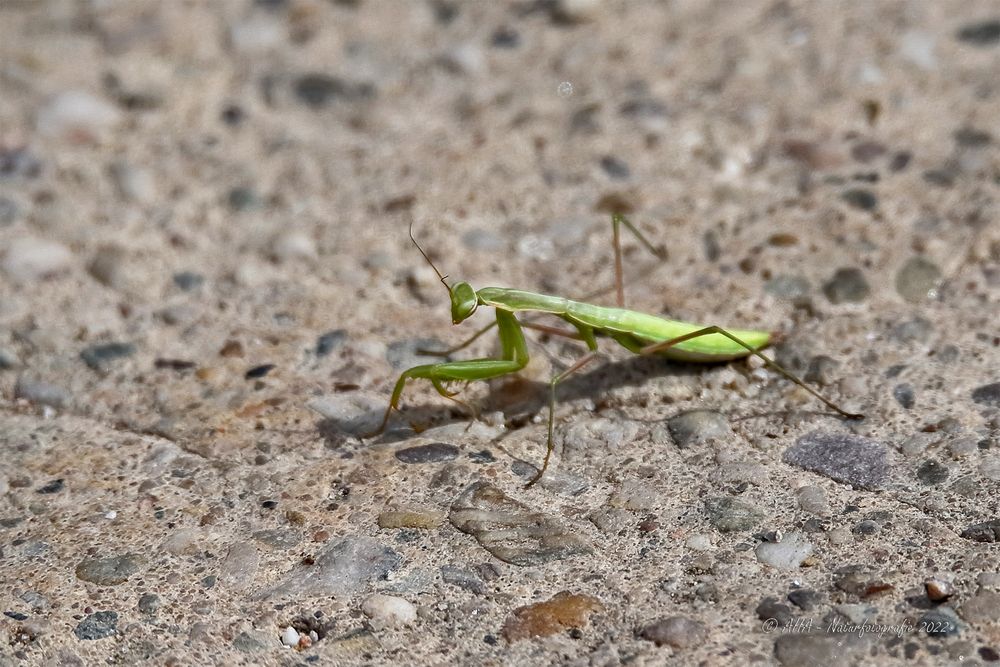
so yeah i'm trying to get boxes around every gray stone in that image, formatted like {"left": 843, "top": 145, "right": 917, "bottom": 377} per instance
{"left": 822, "top": 268, "right": 870, "bottom": 304}
{"left": 774, "top": 633, "right": 872, "bottom": 666}
{"left": 260, "top": 536, "right": 401, "bottom": 599}
{"left": 667, "top": 410, "right": 732, "bottom": 448}
{"left": 703, "top": 496, "right": 765, "bottom": 532}
{"left": 755, "top": 532, "right": 813, "bottom": 570}
{"left": 252, "top": 529, "right": 301, "bottom": 549}
{"left": 895, "top": 257, "right": 941, "bottom": 302}
{"left": 75, "top": 553, "right": 143, "bottom": 586}
{"left": 889, "top": 317, "right": 933, "bottom": 344}
{"left": 961, "top": 518, "right": 1000, "bottom": 543}
{"left": 74, "top": 611, "right": 118, "bottom": 640}
{"left": 440, "top": 566, "right": 485, "bottom": 594}
{"left": 959, "top": 591, "right": 1000, "bottom": 623}
{"left": 956, "top": 19, "right": 1000, "bottom": 46}
{"left": 395, "top": 443, "right": 459, "bottom": 464}
{"left": 637, "top": 616, "right": 707, "bottom": 648}
{"left": 972, "top": 382, "right": 1000, "bottom": 407}
{"left": 14, "top": 377, "right": 71, "bottom": 409}
{"left": 783, "top": 431, "right": 889, "bottom": 490}
{"left": 137, "top": 593, "right": 160, "bottom": 615}
{"left": 80, "top": 342, "right": 136, "bottom": 371}
{"left": 919, "top": 606, "right": 963, "bottom": 636}
{"left": 449, "top": 482, "right": 591, "bottom": 566}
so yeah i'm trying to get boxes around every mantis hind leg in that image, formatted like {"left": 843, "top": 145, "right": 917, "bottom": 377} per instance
{"left": 639, "top": 326, "right": 864, "bottom": 419}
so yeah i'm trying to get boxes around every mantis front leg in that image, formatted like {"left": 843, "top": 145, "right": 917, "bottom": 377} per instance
{"left": 364, "top": 309, "right": 530, "bottom": 438}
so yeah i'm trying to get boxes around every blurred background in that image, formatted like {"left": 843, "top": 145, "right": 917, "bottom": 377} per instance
{"left": 1, "top": 1, "right": 999, "bottom": 663}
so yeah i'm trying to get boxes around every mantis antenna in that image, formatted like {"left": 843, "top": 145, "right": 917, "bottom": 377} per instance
{"left": 409, "top": 221, "right": 451, "bottom": 296}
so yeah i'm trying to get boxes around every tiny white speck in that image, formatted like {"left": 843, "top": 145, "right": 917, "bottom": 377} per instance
{"left": 557, "top": 81, "right": 573, "bottom": 97}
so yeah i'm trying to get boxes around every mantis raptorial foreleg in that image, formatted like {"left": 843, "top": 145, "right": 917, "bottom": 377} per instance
{"left": 364, "top": 309, "right": 530, "bottom": 438}
{"left": 639, "top": 326, "right": 863, "bottom": 419}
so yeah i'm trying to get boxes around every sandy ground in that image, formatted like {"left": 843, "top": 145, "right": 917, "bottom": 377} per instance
{"left": 1, "top": 0, "right": 999, "bottom": 665}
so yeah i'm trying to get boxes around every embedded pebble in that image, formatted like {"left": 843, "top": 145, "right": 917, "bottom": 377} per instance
{"left": 783, "top": 431, "right": 889, "bottom": 490}
{"left": 252, "top": 529, "right": 301, "bottom": 549}
{"left": 834, "top": 603, "right": 877, "bottom": 625}
{"left": 755, "top": 532, "right": 813, "bottom": 570}
{"left": 895, "top": 257, "right": 941, "bottom": 302}
{"left": 822, "top": 268, "right": 870, "bottom": 303}
{"left": 560, "top": 417, "right": 642, "bottom": 457}
{"left": 925, "top": 578, "right": 953, "bottom": 602}
{"left": 137, "top": 593, "right": 160, "bottom": 615}
{"left": 666, "top": 410, "right": 732, "bottom": 448}
{"left": 87, "top": 245, "right": 128, "bottom": 289}
{"left": 889, "top": 317, "right": 933, "bottom": 343}
{"left": 270, "top": 231, "right": 317, "bottom": 262}
{"left": 80, "top": 342, "right": 136, "bottom": 371}
{"left": 840, "top": 188, "right": 877, "bottom": 211}
{"left": 774, "top": 633, "right": 872, "bottom": 666}
{"left": 979, "top": 457, "right": 1000, "bottom": 481}
{"left": 956, "top": 19, "right": 1000, "bottom": 46}
{"left": 609, "top": 479, "right": 659, "bottom": 511}
{"left": 501, "top": 591, "right": 604, "bottom": 641}
{"left": 0, "top": 196, "right": 20, "bottom": 225}
{"left": 36, "top": 90, "right": 122, "bottom": 142}
{"left": 75, "top": 553, "right": 143, "bottom": 585}
{"left": 892, "top": 383, "right": 915, "bottom": 409}
{"left": 0, "top": 347, "right": 20, "bottom": 370}
{"left": 972, "top": 382, "right": 1000, "bottom": 407}
{"left": 916, "top": 460, "right": 949, "bottom": 485}
{"left": 109, "top": 161, "right": 157, "bottom": 204}
{"left": 637, "top": 616, "right": 707, "bottom": 648}
{"left": 395, "top": 443, "right": 459, "bottom": 464}
{"left": 293, "top": 73, "right": 374, "bottom": 109}
{"left": 756, "top": 597, "right": 795, "bottom": 626}
{"left": 449, "top": 482, "right": 591, "bottom": 565}
{"left": 900, "top": 432, "right": 935, "bottom": 457}
{"left": 280, "top": 625, "right": 300, "bottom": 647}
{"left": 787, "top": 589, "right": 821, "bottom": 611}
{"left": 703, "top": 496, "right": 765, "bottom": 532}
{"left": 361, "top": 594, "right": 417, "bottom": 628}
{"left": 599, "top": 155, "right": 630, "bottom": 179}
{"left": 261, "top": 536, "right": 401, "bottom": 598}
{"left": 219, "top": 542, "right": 260, "bottom": 589}
{"left": 961, "top": 519, "right": 1000, "bottom": 543}
{"left": 796, "top": 485, "right": 829, "bottom": 515}
{"left": 14, "top": 377, "right": 71, "bottom": 409}
{"left": 764, "top": 274, "right": 811, "bottom": 300}
{"left": 2, "top": 237, "right": 73, "bottom": 281}
{"left": 440, "top": 566, "right": 485, "bottom": 594}
{"left": 509, "top": 460, "right": 590, "bottom": 496}
{"left": 73, "top": 611, "right": 119, "bottom": 640}
{"left": 161, "top": 528, "right": 201, "bottom": 555}
{"left": 315, "top": 329, "right": 347, "bottom": 356}
{"left": 960, "top": 591, "right": 1000, "bottom": 622}
{"left": 947, "top": 436, "right": 978, "bottom": 459}
{"left": 461, "top": 228, "right": 505, "bottom": 251}
{"left": 919, "top": 606, "right": 963, "bottom": 636}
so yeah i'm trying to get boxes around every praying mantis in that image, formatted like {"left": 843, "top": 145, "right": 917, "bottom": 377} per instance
{"left": 366, "top": 215, "right": 864, "bottom": 487}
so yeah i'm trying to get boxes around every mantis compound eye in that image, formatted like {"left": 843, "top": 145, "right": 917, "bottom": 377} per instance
{"left": 450, "top": 282, "right": 478, "bottom": 323}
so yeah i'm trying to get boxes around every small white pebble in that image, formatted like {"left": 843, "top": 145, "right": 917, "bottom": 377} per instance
{"left": 105, "top": 511, "right": 117, "bottom": 520}
{"left": 2, "top": 237, "right": 73, "bottom": 282}
{"left": 36, "top": 90, "right": 122, "bottom": 142}
{"left": 361, "top": 594, "right": 417, "bottom": 628}
{"left": 271, "top": 231, "right": 317, "bottom": 262}
{"left": 280, "top": 626, "right": 300, "bottom": 647}
{"left": 685, "top": 534, "right": 713, "bottom": 551}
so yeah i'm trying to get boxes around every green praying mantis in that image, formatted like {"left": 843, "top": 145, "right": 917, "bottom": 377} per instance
{"left": 366, "top": 215, "right": 864, "bottom": 486}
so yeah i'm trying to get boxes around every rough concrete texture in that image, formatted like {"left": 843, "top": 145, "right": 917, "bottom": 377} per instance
{"left": 1, "top": 1, "right": 999, "bottom": 665}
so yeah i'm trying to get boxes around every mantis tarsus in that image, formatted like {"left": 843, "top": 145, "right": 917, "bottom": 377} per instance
{"left": 366, "top": 215, "right": 864, "bottom": 487}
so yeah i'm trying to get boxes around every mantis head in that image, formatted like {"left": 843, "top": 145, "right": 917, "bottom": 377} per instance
{"left": 409, "top": 222, "right": 479, "bottom": 324}
{"left": 449, "top": 282, "right": 478, "bottom": 324}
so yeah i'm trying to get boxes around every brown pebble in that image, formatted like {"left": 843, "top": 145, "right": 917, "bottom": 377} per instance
{"left": 501, "top": 591, "right": 604, "bottom": 642}
{"left": 925, "top": 577, "right": 953, "bottom": 602}
{"left": 312, "top": 530, "right": 330, "bottom": 542}
{"left": 219, "top": 340, "right": 244, "bottom": 357}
